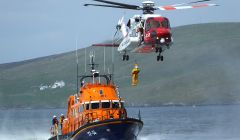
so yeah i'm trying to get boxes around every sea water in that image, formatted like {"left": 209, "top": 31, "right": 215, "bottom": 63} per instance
{"left": 0, "top": 105, "right": 240, "bottom": 140}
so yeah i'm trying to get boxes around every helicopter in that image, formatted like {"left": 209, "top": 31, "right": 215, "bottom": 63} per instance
{"left": 85, "top": 0, "right": 218, "bottom": 61}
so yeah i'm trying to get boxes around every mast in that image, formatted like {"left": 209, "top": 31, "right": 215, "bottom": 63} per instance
{"left": 78, "top": 51, "right": 112, "bottom": 87}
{"left": 75, "top": 39, "right": 79, "bottom": 93}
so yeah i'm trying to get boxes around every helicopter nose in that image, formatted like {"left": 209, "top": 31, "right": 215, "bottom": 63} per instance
{"left": 156, "top": 30, "right": 172, "bottom": 43}
{"left": 157, "top": 29, "right": 170, "bottom": 37}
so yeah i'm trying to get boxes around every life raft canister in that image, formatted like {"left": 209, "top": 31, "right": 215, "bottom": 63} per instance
{"left": 131, "top": 64, "right": 140, "bottom": 86}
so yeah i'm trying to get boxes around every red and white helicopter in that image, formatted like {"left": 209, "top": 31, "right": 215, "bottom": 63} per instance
{"left": 84, "top": 0, "right": 218, "bottom": 61}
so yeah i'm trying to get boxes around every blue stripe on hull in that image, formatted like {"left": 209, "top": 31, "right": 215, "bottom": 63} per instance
{"left": 72, "top": 119, "right": 142, "bottom": 140}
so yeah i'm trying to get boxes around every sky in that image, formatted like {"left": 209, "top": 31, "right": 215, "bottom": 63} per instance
{"left": 0, "top": 0, "right": 240, "bottom": 64}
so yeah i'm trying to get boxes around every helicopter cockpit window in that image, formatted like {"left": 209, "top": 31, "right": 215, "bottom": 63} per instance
{"left": 145, "top": 21, "right": 151, "bottom": 31}
{"left": 135, "top": 18, "right": 140, "bottom": 22}
{"left": 161, "top": 19, "right": 170, "bottom": 28}
{"left": 145, "top": 19, "right": 161, "bottom": 31}
{"left": 127, "top": 20, "right": 131, "bottom": 28}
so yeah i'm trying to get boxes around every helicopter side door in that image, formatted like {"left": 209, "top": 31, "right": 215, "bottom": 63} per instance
{"left": 118, "top": 18, "right": 141, "bottom": 52}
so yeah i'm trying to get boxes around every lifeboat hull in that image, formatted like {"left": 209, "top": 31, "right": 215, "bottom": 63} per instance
{"left": 49, "top": 118, "right": 143, "bottom": 140}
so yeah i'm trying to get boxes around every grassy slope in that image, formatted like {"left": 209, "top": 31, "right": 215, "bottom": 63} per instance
{"left": 1, "top": 23, "right": 240, "bottom": 108}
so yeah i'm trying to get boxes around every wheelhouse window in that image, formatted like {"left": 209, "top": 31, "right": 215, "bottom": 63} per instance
{"left": 72, "top": 109, "right": 76, "bottom": 117}
{"left": 85, "top": 104, "right": 90, "bottom": 110}
{"left": 121, "top": 102, "right": 124, "bottom": 108}
{"left": 91, "top": 103, "right": 99, "bottom": 109}
{"left": 78, "top": 105, "right": 84, "bottom": 113}
{"left": 112, "top": 102, "right": 120, "bottom": 109}
{"left": 99, "top": 90, "right": 103, "bottom": 95}
{"left": 102, "top": 102, "right": 110, "bottom": 108}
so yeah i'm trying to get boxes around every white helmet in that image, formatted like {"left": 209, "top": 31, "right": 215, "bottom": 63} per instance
{"left": 134, "top": 64, "right": 139, "bottom": 69}
{"left": 53, "top": 115, "right": 57, "bottom": 118}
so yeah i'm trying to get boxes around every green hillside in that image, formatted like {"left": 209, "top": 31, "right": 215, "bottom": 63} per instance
{"left": 1, "top": 23, "right": 240, "bottom": 108}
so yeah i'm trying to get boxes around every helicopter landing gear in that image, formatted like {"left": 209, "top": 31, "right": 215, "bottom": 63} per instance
{"left": 166, "top": 44, "right": 170, "bottom": 49}
{"left": 157, "top": 55, "right": 163, "bottom": 61}
{"left": 122, "top": 54, "right": 129, "bottom": 61}
{"left": 156, "top": 47, "right": 163, "bottom": 61}
{"left": 155, "top": 47, "right": 162, "bottom": 53}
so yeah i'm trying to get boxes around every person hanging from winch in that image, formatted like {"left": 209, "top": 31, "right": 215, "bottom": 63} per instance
{"left": 131, "top": 63, "right": 140, "bottom": 86}
{"left": 52, "top": 115, "right": 59, "bottom": 136}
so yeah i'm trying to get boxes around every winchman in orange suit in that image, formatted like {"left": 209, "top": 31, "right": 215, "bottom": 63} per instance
{"left": 131, "top": 63, "right": 140, "bottom": 86}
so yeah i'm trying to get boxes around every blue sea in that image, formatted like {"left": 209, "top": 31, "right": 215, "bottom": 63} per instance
{"left": 0, "top": 105, "right": 240, "bottom": 140}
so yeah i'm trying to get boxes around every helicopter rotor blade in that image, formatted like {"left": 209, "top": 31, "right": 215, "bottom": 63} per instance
{"left": 93, "top": 0, "right": 140, "bottom": 9}
{"left": 168, "top": 0, "right": 213, "bottom": 7}
{"left": 157, "top": 3, "right": 218, "bottom": 11}
{"left": 189, "top": 0, "right": 212, "bottom": 4}
{"left": 172, "top": 0, "right": 212, "bottom": 6}
{"left": 84, "top": 4, "right": 139, "bottom": 10}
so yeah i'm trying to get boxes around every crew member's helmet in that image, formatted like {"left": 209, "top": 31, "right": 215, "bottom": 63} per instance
{"left": 134, "top": 64, "right": 139, "bottom": 69}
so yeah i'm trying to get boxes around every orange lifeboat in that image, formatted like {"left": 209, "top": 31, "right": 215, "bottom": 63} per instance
{"left": 49, "top": 55, "right": 143, "bottom": 140}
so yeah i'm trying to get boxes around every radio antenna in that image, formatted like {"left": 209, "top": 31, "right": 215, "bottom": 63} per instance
{"left": 85, "top": 47, "right": 87, "bottom": 73}
{"left": 104, "top": 46, "right": 106, "bottom": 73}
{"left": 111, "top": 33, "right": 115, "bottom": 84}
{"left": 75, "top": 38, "right": 79, "bottom": 93}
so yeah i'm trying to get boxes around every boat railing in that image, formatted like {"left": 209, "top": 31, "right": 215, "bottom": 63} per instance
{"left": 67, "top": 108, "right": 128, "bottom": 133}
{"left": 79, "top": 75, "right": 111, "bottom": 87}
{"left": 68, "top": 107, "right": 128, "bottom": 133}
